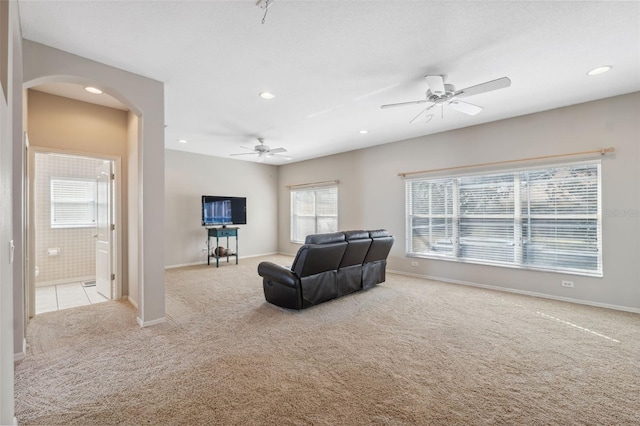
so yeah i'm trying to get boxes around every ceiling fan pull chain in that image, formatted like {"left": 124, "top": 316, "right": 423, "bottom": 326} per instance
{"left": 259, "top": 0, "right": 273, "bottom": 24}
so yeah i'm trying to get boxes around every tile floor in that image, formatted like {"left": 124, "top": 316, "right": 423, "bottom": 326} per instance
{"left": 35, "top": 282, "right": 109, "bottom": 314}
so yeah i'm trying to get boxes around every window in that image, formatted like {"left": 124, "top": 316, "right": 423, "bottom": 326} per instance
{"left": 50, "top": 178, "right": 97, "bottom": 228}
{"left": 406, "top": 161, "right": 602, "bottom": 276}
{"left": 291, "top": 186, "right": 338, "bottom": 243}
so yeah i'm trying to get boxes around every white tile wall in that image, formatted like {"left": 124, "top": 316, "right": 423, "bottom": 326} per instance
{"left": 34, "top": 153, "right": 106, "bottom": 285}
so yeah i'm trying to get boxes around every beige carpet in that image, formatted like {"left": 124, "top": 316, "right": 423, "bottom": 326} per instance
{"left": 14, "top": 255, "right": 640, "bottom": 425}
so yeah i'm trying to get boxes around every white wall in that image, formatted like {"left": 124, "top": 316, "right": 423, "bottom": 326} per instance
{"left": 27, "top": 90, "right": 130, "bottom": 290}
{"left": 164, "top": 149, "right": 279, "bottom": 267}
{"left": 1, "top": 1, "right": 20, "bottom": 422}
{"left": 127, "top": 111, "right": 139, "bottom": 307}
{"left": 278, "top": 150, "right": 373, "bottom": 255}
{"left": 10, "top": 1, "right": 24, "bottom": 366}
{"left": 23, "top": 40, "right": 165, "bottom": 326}
{"left": 278, "top": 93, "right": 640, "bottom": 312}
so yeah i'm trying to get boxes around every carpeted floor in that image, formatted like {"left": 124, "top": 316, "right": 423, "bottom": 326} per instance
{"left": 14, "top": 255, "right": 640, "bottom": 425}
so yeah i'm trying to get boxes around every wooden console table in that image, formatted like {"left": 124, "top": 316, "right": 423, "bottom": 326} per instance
{"left": 206, "top": 227, "right": 239, "bottom": 267}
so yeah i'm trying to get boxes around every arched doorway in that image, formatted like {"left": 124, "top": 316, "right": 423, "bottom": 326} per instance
{"left": 20, "top": 40, "right": 167, "bottom": 334}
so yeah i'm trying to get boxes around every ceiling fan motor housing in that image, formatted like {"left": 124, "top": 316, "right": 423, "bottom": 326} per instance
{"left": 427, "top": 84, "right": 456, "bottom": 103}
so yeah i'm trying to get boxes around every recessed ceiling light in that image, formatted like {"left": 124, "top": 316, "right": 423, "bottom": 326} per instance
{"left": 359, "top": 130, "right": 369, "bottom": 134}
{"left": 84, "top": 86, "right": 103, "bottom": 94}
{"left": 587, "top": 65, "right": 612, "bottom": 76}
{"left": 178, "top": 139, "right": 187, "bottom": 144}
{"left": 259, "top": 91, "right": 275, "bottom": 99}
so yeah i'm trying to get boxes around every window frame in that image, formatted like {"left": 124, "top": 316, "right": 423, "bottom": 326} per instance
{"left": 290, "top": 185, "right": 338, "bottom": 244}
{"left": 405, "top": 160, "right": 602, "bottom": 277}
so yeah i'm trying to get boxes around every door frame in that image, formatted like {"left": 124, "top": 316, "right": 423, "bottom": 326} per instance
{"left": 27, "top": 146, "right": 122, "bottom": 318}
{"left": 95, "top": 160, "right": 114, "bottom": 300}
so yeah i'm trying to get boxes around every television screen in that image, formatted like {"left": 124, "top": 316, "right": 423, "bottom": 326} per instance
{"left": 202, "top": 196, "right": 246, "bottom": 226}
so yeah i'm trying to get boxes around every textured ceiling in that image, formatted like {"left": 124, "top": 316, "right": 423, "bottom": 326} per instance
{"left": 18, "top": 1, "right": 640, "bottom": 164}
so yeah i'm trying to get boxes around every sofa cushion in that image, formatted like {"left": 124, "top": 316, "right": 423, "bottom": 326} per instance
{"left": 292, "top": 241, "right": 347, "bottom": 278}
{"left": 340, "top": 231, "right": 371, "bottom": 268}
{"left": 344, "top": 230, "right": 369, "bottom": 240}
{"left": 364, "top": 231, "right": 394, "bottom": 263}
{"left": 363, "top": 231, "right": 395, "bottom": 289}
{"left": 304, "top": 232, "right": 346, "bottom": 245}
{"left": 368, "top": 229, "right": 390, "bottom": 238}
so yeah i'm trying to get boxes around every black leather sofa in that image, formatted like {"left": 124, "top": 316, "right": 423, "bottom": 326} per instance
{"left": 258, "top": 230, "right": 394, "bottom": 310}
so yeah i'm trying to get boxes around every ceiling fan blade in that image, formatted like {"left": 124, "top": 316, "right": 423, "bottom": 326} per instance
{"left": 455, "top": 77, "right": 511, "bottom": 98}
{"left": 409, "top": 103, "right": 436, "bottom": 124}
{"left": 230, "top": 152, "right": 257, "bottom": 156}
{"left": 411, "top": 114, "right": 434, "bottom": 125}
{"left": 449, "top": 100, "right": 483, "bottom": 116}
{"left": 269, "top": 147, "right": 287, "bottom": 154}
{"left": 425, "top": 75, "right": 445, "bottom": 96}
{"left": 259, "top": 152, "right": 292, "bottom": 161}
{"left": 380, "top": 99, "right": 428, "bottom": 109}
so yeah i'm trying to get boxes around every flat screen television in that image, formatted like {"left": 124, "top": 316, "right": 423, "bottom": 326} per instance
{"left": 202, "top": 195, "right": 247, "bottom": 227}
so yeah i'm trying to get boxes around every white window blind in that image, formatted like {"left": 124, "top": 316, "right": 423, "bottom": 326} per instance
{"left": 51, "top": 178, "right": 97, "bottom": 228}
{"left": 406, "top": 161, "right": 602, "bottom": 276}
{"left": 520, "top": 165, "right": 601, "bottom": 274}
{"left": 291, "top": 186, "right": 338, "bottom": 243}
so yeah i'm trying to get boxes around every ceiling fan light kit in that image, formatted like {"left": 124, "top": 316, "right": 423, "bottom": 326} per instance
{"left": 382, "top": 75, "right": 511, "bottom": 123}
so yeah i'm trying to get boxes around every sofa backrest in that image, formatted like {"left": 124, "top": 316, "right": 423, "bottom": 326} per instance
{"left": 339, "top": 230, "right": 372, "bottom": 268}
{"left": 304, "top": 232, "right": 345, "bottom": 245}
{"left": 364, "top": 229, "right": 394, "bottom": 263}
{"left": 292, "top": 232, "right": 347, "bottom": 277}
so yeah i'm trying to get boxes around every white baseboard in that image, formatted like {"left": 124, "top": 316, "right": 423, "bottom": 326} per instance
{"left": 124, "top": 296, "right": 138, "bottom": 309}
{"left": 239, "top": 251, "right": 279, "bottom": 260}
{"left": 36, "top": 275, "right": 95, "bottom": 288}
{"left": 136, "top": 316, "right": 166, "bottom": 328}
{"left": 164, "top": 252, "right": 281, "bottom": 269}
{"left": 277, "top": 251, "right": 297, "bottom": 257}
{"left": 14, "top": 338, "right": 26, "bottom": 362}
{"left": 387, "top": 269, "right": 640, "bottom": 314}
{"left": 165, "top": 261, "right": 205, "bottom": 269}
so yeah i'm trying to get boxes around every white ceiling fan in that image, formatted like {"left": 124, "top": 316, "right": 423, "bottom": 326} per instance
{"left": 381, "top": 75, "right": 511, "bottom": 123}
{"left": 230, "top": 138, "right": 291, "bottom": 162}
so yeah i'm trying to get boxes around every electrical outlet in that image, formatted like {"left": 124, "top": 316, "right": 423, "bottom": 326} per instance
{"left": 561, "top": 280, "right": 574, "bottom": 288}
{"left": 410, "top": 261, "right": 419, "bottom": 267}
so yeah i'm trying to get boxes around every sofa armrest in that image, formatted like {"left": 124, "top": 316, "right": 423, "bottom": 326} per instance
{"left": 257, "top": 261, "right": 298, "bottom": 288}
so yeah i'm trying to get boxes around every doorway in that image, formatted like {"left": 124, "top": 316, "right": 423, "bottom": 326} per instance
{"left": 29, "top": 150, "right": 118, "bottom": 315}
